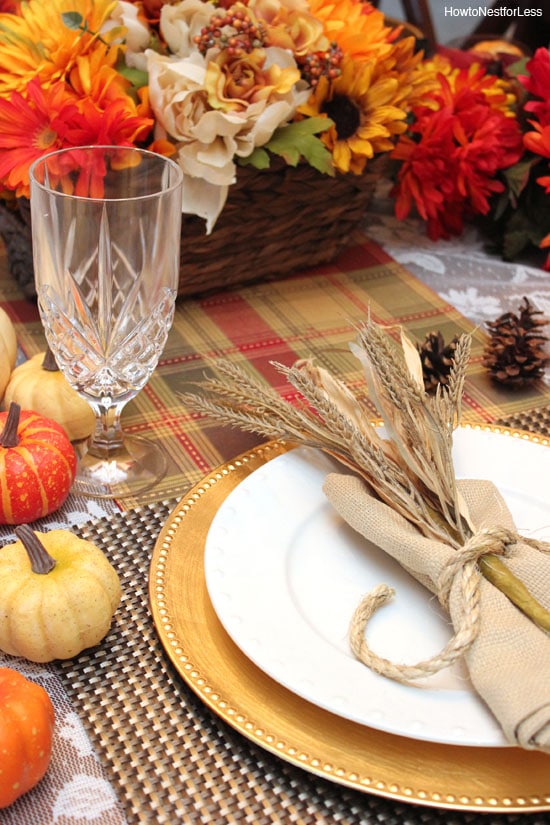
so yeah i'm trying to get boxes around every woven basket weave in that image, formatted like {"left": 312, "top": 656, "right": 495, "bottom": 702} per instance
{"left": 0, "top": 159, "right": 381, "bottom": 300}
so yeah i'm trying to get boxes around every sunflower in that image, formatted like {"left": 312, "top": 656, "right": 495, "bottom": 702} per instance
{"left": 306, "top": 0, "right": 440, "bottom": 120}
{"left": 0, "top": 0, "right": 119, "bottom": 97}
{"left": 298, "top": 55, "right": 408, "bottom": 175}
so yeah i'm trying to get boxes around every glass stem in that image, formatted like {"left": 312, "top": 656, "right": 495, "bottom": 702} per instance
{"left": 87, "top": 401, "right": 128, "bottom": 459}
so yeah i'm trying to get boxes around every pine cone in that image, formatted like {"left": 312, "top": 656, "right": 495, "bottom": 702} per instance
{"left": 417, "top": 331, "right": 459, "bottom": 394}
{"left": 483, "top": 297, "right": 549, "bottom": 387}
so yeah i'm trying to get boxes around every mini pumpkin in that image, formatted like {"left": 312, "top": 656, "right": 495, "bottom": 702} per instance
{"left": 0, "top": 306, "right": 17, "bottom": 400}
{"left": 0, "top": 402, "right": 77, "bottom": 524}
{"left": 3, "top": 349, "right": 95, "bottom": 442}
{"left": 469, "top": 39, "right": 525, "bottom": 59}
{"left": 0, "top": 525, "right": 122, "bottom": 663}
{"left": 0, "top": 667, "right": 55, "bottom": 808}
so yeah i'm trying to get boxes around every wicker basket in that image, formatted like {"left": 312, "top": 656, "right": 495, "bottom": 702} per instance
{"left": 176, "top": 160, "right": 381, "bottom": 296}
{"left": 0, "top": 159, "right": 381, "bottom": 300}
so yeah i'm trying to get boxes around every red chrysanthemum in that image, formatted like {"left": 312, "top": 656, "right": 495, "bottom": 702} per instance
{"left": 518, "top": 48, "right": 550, "bottom": 127}
{"left": 523, "top": 120, "right": 550, "bottom": 194}
{"left": 391, "top": 69, "right": 524, "bottom": 240}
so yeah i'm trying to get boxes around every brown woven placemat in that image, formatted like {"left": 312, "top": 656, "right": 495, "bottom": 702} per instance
{"left": 55, "top": 407, "right": 550, "bottom": 825}
{"left": 495, "top": 404, "right": 550, "bottom": 437}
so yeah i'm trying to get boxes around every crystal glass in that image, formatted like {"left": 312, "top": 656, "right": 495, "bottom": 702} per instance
{"left": 29, "top": 146, "right": 183, "bottom": 499}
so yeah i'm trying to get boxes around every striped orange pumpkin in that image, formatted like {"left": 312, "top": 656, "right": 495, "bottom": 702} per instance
{"left": 0, "top": 402, "right": 77, "bottom": 524}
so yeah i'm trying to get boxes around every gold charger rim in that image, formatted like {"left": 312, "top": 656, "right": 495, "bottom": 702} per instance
{"left": 148, "top": 424, "right": 550, "bottom": 814}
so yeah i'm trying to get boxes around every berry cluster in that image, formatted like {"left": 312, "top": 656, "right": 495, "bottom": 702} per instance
{"left": 195, "top": 10, "right": 265, "bottom": 57}
{"left": 298, "top": 43, "right": 343, "bottom": 87}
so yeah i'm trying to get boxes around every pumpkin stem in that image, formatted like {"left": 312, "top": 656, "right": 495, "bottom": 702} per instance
{"left": 42, "top": 347, "right": 59, "bottom": 372}
{"left": 14, "top": 525, "right": 56, "bottom": 574}
{"left": 0, "top": 402, "right": 21, "bottom": 448}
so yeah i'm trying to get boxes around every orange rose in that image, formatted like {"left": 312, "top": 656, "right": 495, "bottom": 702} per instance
{"left": 249, "top": 0, "right": 327, "bottom": 55}
{"left": 205, "top": 48, "right": 300, "bottom": 112}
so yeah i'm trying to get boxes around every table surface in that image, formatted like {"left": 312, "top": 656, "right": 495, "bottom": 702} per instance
{"left": 1, "top": 212, "right": 549, "bottom": 825}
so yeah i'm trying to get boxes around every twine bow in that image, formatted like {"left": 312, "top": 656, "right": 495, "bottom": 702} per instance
{"left": 349, "top": 527, "right": 548, "bottom": 683}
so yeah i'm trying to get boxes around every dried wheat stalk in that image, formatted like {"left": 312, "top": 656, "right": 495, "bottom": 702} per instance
{"left": 182, "top": 321, "right": 470, "bottom": 542}
{"left": 180, "top": 318, "right": 550, "bottom": 631}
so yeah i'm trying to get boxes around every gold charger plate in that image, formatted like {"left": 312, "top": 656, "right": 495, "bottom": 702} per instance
{"left": 148, "top": 432, "right": 550, "bottom": 814}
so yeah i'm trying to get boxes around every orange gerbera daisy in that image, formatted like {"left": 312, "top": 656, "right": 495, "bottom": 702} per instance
{"left": 0, "top": 0, "right": 119, "bottom": 97}
{"left": 0, "top": 58, "right": 153, "bottom": 198}
{"left": 0, "top": 79, "right": 80, "bottom": 196}
{"left": 69, "top": 42, "right": 152, "bottom": 124}
{"left": 307, "top": 0, "right": 398, "bottom": 62}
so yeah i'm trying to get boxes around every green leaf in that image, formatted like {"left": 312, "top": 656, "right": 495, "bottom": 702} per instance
{"left": 505, "top": 56, "right": 529, "bottom": 79}
{"left": 503, "top": 158, "right": 535, "bottom": 200}
{"left": 116, "top": 64, "right": 149, "bottom": 90}
{"left": 492, "top": 191, "right": 510, "bottom": 222}
{"left": 261, "top": 118, "right": 335, "bottom": 175}
{"left": 239, "top": 148, "right": 272, "bottom": 170}
{"left": 299, "top": 135, "right": 335, "bottom": 175}
{"left": 502, "top": 228, "right": 532, "bottom": 260}
{"left": 62, "top": 12, "right": 85, "bottom": 31}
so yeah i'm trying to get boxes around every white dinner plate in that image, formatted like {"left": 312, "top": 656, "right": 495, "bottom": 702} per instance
{"left": 204, "top": 427, "right": 550, "bottom": 747}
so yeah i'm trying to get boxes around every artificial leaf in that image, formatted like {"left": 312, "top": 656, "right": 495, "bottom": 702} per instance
{"left": 505, "top": 56, "right": 529, "bottom": 78}
{"left": 503, "top": 158, "right": 535, "bottom": 200}
{"left": 238, "top": 148, "right": 271, "bottom": 169}
{"left": 492, "top": 190, "right": 511, "bottom": 221}
{"left": 502, "top": 227, "right": 533, "bottom": 260}
{"left": 300, "top": 136, "right": 336, "bottom": 175}
{"left": 116, "top": 64, "right": 149, "bottom": 90}
{"left": 61, "top": 11, "right": 85, "bottom": 30}
{"left": 263, "top": 118, "right": 335, "bottom": 175}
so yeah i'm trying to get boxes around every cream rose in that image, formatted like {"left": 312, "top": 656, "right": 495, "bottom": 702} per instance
{"left": 146, "top": 46, "right": 308, "bottom": 230}
{"left": 110, "top": 1, "right": 152, "bottom": 72}
{"left": 160, "top": 0, "right": 216, "bottom": 59}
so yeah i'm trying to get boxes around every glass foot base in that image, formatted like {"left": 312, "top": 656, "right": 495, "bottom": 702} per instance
{"left": 72, "top": 434, "right": 167, "bottom": 499}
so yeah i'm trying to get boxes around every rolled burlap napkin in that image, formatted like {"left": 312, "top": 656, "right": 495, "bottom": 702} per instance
{"left": 323, "top": 473, "right": 550, "bottom": 753}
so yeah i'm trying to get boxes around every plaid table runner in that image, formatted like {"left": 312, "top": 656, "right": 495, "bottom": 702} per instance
{"left": 2, "top": 230, "right": 549, "bottom": 513}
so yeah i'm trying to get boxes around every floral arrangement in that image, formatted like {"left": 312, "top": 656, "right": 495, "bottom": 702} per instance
{"left": 0, "top": 0, "right": 434, "bottom": 231}
{"left": 390, "top": 44, "right": 550, "bottom": 270}
{"left": 0, "top": 0, "right": 548, "bottom": 268}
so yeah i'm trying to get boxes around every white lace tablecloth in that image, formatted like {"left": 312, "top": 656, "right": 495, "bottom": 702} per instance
{"left": 1, "top": 214, "right": 549, "bottom": 823}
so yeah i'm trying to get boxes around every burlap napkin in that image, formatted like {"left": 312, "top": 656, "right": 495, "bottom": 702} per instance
{"left": 323, "top": 473, "right": 550, "bottom": 753}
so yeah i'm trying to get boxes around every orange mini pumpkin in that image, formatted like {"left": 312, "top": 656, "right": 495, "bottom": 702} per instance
{"left": 0, "top": 667, "right": 55, "bottom": 808}
{"left": 0, "top": 402, "right": 77, "bottom": 524}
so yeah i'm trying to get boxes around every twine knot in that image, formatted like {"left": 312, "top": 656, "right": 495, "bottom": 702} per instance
{"left": 349, "top": 526, "right": 519, "bottom": 684}
{"left": 436, "top": 525, "right": 514, "bottom": 611}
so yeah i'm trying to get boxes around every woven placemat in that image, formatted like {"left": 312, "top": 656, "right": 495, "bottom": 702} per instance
{"left": 495, "top": 404, "right": 550, "bottom": 437}
{"left": 56, "top": 407, "right": 550, "bottom": 825}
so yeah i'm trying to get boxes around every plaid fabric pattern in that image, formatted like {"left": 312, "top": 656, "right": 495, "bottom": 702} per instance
{"left": 1, "top": 231, "right": 548, "bottom": 510}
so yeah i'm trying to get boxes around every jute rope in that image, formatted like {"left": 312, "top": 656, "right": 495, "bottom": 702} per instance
{"left": 349, "top": 527, "right": 521, "bottom": 683}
